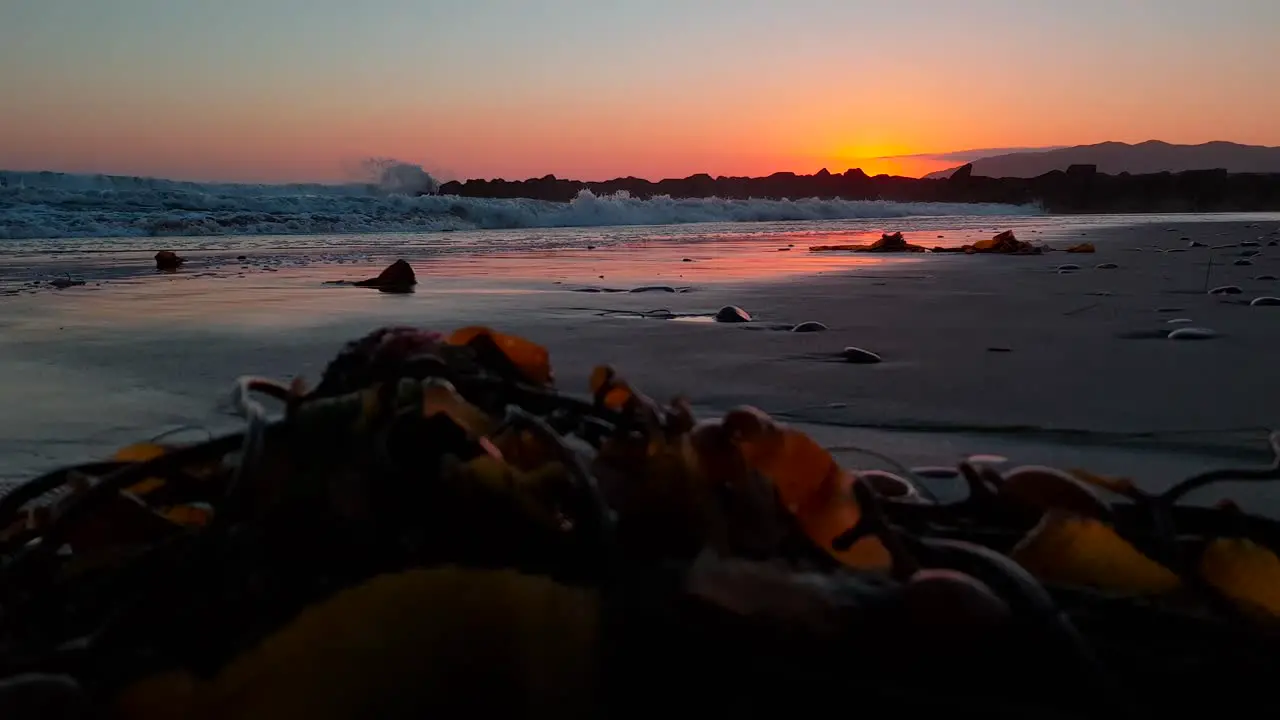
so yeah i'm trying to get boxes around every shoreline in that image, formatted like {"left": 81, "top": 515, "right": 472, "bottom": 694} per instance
{"left": 1, "top": 217, "right": 1279, "bottom": 512}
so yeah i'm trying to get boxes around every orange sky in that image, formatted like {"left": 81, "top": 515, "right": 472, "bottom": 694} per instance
{"left": 2, "top": 1, "right": 1278, "bottom": 183}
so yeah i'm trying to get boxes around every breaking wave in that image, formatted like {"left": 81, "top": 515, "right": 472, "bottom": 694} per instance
{"left": 0, "top": 165, "right": 1039, "bottom": 240}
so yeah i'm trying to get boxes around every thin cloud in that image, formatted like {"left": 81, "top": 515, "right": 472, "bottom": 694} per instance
{"left": 873, "top": 146, "right": 1069, "bottom": 163}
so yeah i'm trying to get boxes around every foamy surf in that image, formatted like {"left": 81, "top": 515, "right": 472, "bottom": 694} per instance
{"left": 0, "top": 168, "right": 1038, "bottom": 240}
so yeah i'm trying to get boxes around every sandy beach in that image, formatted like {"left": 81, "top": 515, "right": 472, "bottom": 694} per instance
{"left": 3, "top": 215, "right": 1280, "bottom": 510}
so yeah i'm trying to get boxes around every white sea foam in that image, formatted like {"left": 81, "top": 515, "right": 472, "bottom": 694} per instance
{"left": 0, "top": 165, "right": 1038, "bottom": 240}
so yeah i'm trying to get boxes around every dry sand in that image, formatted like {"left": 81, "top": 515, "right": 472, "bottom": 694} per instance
{"left": 2, "top": 218, "right": 1279, "bottom": 510}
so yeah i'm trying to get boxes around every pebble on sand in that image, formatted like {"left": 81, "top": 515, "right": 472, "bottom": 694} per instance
{"left": 714, "top": 305, "right": 752, "bottom": 323}
{"left": 1188, "top": 240, "right": 1207, "bottom": 248}
{"left": 842, "top": 346, "right": 882, "bottom": 364}
{"left": 1255, "top": 275, "right": 1279, "bottom": 281}
{"left": 1168, "top": 327, "right": 1217, "bottom": 340}
{"left": 1056, "top": 264, "right": 1080, "bottom": 271}
{"left": 1208, "top": 285, "right": 1243, "bottom": 295}
{"left": 791, "top": 321, "right": 828, "bottom": 332}
{"left": 1234, "top": 259, "right": 1254, "bottom": 266}
{"left": 1166, "top": 318, "right": 1193, "bottom": 324}
{"left": 1096, "top": 263, "right": 1118, "bottom": 269}
{"left": 1250, "top": 297, "right": 1280, "bottom": 307}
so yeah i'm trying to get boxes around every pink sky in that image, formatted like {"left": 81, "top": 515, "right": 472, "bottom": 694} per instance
{"left": 3, "top": 1, "right": 1278, "bottom": 183}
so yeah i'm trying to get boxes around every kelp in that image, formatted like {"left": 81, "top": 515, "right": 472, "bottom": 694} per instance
{"left": 0, "top": 325, "right": 1278, "bottom": 719}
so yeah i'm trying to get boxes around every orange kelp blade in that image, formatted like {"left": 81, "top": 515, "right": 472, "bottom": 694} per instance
{"left": 722, "top": 407, "right": 891, "bottom": 570}
{"left": 1198, "top": 537, "right": 1280, "bottom": 620}
{"left": 113, "top": 443, "right": 172, "bottom": 497}
{"left": 1010, "top": 511, "right": 1181, "bottom": 594}
{"left": 112, "top": 568, "right": 600, "bottom": 720}
{"left": 447, "top": 327, "right": 553, "bottom": 386}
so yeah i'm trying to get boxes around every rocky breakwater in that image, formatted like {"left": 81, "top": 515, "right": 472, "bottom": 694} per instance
{"left": 437, "top": 164, "right": 1280, "bottom": 213}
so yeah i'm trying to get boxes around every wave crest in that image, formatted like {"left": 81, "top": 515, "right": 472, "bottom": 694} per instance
{"left": 0, "top": 168, "right": 1038, "bottom": 240}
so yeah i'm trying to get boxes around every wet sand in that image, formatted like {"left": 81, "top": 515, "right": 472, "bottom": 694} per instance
{"left": 2, "top": 218, "right": 1279, "bottom": 510}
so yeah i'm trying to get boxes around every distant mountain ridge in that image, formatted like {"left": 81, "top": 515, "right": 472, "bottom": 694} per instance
{"left": 923, "top": 141, "right": 1280, "bottom": 179}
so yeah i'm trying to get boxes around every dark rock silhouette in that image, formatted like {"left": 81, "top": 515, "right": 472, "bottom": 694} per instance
{"left": 154, "top": 251, "right": 184, "bottom": 271}
{"left": 437, "top": 159, "right": 1280, "bottom": 213}
{"left": 353, "top": 259, "right": 417, "bottom": 293}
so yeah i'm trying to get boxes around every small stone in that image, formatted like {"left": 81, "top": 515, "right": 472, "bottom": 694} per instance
{"left": 1056, "top": 264, "right": 1080, "bottom": 271}
{"left": 1250, "top": 296, "right": 1280, "bottom": 307}
{"left": 841, "top": 346, "right": 882, "bottom": 364}
{"left": 1168, "top": 327, "right": 1217, "bottom": 340}
{"left": 49, "top": 276, "right": 85, "bottom": 289}
{"left": 714, "top": 305, "right": 751, "bottom": 323}
{"left": 791, "top": 321, "right": 828, "bottom": 332}
{"left": 1187, "top": 240, "right": 1206, "bottom": 247}
{"left": 586, "top": 245, "right": 596, "bottom": 250}
{"left": 1234, "top": 259, "right": 1254, "bottom": 266}
{"left": 1208, "top": 285, "right": 1243, "bottom": 295}
{"left": 1255, "top": 275, "right": 1278, "bottom": 281}
{"left": 1269, "top": 240, "right": 1279, "bottom": 247}
{"left": 777, "top": 247, "right": 791, "bottom": 251}
{"left": 1096, "top": 263, "right": 1118, "bottom": 269}
{"left": 1166, "top": 318, "right": 1193, "bottom": 324}
{"left": 682, "top": 258, "right": 694, "bottom": 262}
{"left": 236, "top": 254, "right": 247, "bottom": 260}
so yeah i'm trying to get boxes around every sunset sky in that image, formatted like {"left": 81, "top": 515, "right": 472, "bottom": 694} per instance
{"left": 2, "top": 0, "right": 1278, "bottom": 183}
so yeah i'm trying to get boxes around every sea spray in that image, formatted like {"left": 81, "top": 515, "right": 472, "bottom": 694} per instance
{"left": 0, "top": 170, "right": 1038, "bottom": 240}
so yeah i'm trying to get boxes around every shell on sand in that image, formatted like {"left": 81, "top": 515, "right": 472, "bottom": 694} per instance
{"left": 1250, "top": 296, "right": 1280, "bottom": 307}
{"left": 1208, "top": 285, "right": 1243, "bottom": 295}
{"left": 841, "top": 346, "right": 882, "bottom": 364}
{"left": 1056, "top": 264, "right": 1081, "bottom": 271}
{"left": 1168, "top": 327, "right": 1217, "bottom": 340}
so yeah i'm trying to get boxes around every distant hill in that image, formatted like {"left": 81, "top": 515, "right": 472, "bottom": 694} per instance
{"left": 923, "top": 141, "right": 1280, "bottom": 179}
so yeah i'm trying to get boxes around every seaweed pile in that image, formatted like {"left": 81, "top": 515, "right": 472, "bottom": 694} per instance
{"left": 1, "top": 325, "right": 1279, "bottom": 719}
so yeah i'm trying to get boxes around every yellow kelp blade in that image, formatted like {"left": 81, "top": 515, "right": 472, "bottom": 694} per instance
{"left": 1010, "top": 511, "right": 1181, "bottom": 594}
{"left": 1199, "top": 537, "right": 1280, "bottom": 620}
{"left": 722, "top": 407, "right": 891, "bottom": 570}
{"left": 113, "top": 568, "right": 601, "bottom": 720}
{"left": 447, "top": 327, "right": 552, "bottom": 386}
